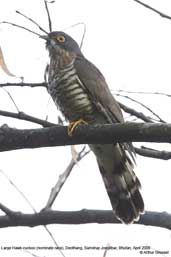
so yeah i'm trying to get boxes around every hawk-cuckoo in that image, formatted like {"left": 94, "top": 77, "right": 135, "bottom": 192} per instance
{"left": 41, "top": 31, "right": 144, "bottom": 224}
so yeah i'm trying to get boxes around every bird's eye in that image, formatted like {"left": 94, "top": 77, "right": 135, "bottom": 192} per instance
{"left": 56, "top": 35, "right": 65, "bottom": 43}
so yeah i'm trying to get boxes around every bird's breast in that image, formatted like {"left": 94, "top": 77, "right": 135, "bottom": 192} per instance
{"left": 48, "top": 63, "right": 95, "bottom": 121}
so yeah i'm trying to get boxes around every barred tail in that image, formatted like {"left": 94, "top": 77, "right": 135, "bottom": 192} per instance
{"left": 91, "top": 143, "right": 144, "bottom": 224}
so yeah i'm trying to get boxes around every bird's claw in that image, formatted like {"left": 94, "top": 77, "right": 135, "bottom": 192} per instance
{"left": 68, "top": 119, "right": 88, "bottom": 136}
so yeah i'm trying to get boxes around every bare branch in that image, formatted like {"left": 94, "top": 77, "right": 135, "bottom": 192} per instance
{"left": 80, "top": 23, "right": 86, "bottom": 49}
{"left": 0, "top": 202, "right": 19, "bottom": 217}
{"left": 135, "top": 146, "right": 171, "bottom": 160}
{"left": 1, "top": 123, "right": 171, "bottom": 152}
{"left": 16, "top": 10, "right": 48, "bottom": 34}
{"left": 133, "top": 0, "right": 171, "bottom": 20}
{"left": 24, "top": 250, "right": 44, "bottom": 257}
{"left": 115, "top": 93, "right": 166, "bottom": 123}
{"left": 0, "top": 170, "right": 64, "bottom": 255}
{"left": 103, "top": 243, "right": 110, "bottom": 257}
{"left": 0, "top": 110, "right": 56, "bottom": 127}
{"left": 0, "top": 208, "right": 170, "bottom": 230}
{"left": 45, "top": 160, "right": 77, "bottom": 209}
{"left": 0, "top": 170, "right": 36, "bottom": 212}
{"left": 1, "top": 88, "right": 20, "bottom": 112}
{"left": 0, "top": 82, "right": 46, "bottom": 88}
{"left": 44, "top": 147, "right": 90, "bottom": 209}
{"left": 118, "top": 101, "right": 152, "bottom": 122}
{"left": 0, "top": 21, "right": 41, "bottom": 37}
{"left": 115, "top": 89, "right": 171, "bottom": 98}
{"left": 44, "top": 0, "right": 52, "bottom": 32}
{"left": 64, "top": 23, "right": 87, "bottom": 49}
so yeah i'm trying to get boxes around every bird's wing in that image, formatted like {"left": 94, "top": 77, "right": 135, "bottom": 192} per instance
{"left": 75, "top": 55, "right": 124, "bottom": 123}
{"left": 75, "top": 55, "right": 135, "bottom": 162}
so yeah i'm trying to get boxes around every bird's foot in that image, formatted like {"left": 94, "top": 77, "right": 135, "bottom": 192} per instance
{"left": 68, "top": 119, "right": 88, "bottom": 136}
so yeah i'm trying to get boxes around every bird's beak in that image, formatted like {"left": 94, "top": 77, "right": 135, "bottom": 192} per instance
{"left": 39, "top": 35, "right": 49, "bottom": 40}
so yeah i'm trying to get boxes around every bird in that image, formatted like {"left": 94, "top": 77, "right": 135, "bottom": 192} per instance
{"left": 40, "top": 31, "right": 144, "bottom": 224}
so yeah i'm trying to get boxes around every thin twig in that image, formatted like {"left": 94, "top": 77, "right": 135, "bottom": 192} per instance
{"left": 1, "top": 88, "right": 20, "bottom": 112}
{"left": 63, "top": 22, "right": 86, "bottom": 49}
{"left": 0, "top": 21, "right": 41, "bottom": 37}
{"left": 135, "top": 146, "right": 171, "bottom": 160}
{"left": 43, "top": 229, "right": 65, "bottom": 257}
{"left": 0, "top": 82, "right": 46, "bottom": 88}
{"left": 103, "top": 243, "right": 110, "bottom": 257}
{"left": 115, "top": 89, "right": 171, "bottom": 97}
{"left": 0, "top": 202, "right": 18, "bottom": 217}
{"left": 115, "top": 93, "right": 166, "bottom": 123}
{"left": 44, "top": 0, "right": 52, "bottom": 32}
{"left": 133, "top": 0, "right": 171, "bottom": 20}
{"left": 0, "top": 110, "right": 56, "bottom": 127}
{"left": 0, "top": 170, "right": 36, "bottom": 212}
{"left": 44, "top": 147, "right": 90, "bottom": 209}
{"left": 80, "top": 23, "right": 86, "bottom": 49}
{"left": 0, "top": 170, "right": 65, "bottom": 257}
{"left": 16, "top": 10, "right": 48, "bottom": 34}
{"left": 118, "top": 101, "right": 152, "bottom": 122}
{"left": 24, "top": 250, "right": 45, "bottom": 257}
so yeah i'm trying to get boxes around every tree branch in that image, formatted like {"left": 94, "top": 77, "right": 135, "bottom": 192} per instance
{"left": 135, "top": 146, "right": 171, "bottom": 160}
{"left": 0, "top": 82, "right": 46, "bottom": 88}
{"left": 133, "top": 0, "right": 171, "bottom": 21}
{"left": 0, "top": 171, "right": 61, "bottom": 250}
{"left": 116, "top": 93, "right": 165, "bottom": 123}
{"left": 118, "top": 102, "right": 152, "bottom": 122}
{"left": 115, "top": 89, "right": 171, "bottom": 98}
{"left": 0, "top": 208, "right": 170, "bottom": 230}
{"left": 44, "top": 147, "right": 90, "bottom": 209}
{"left": 1, "top": 123, "right": 171, "bottom": 152}
{"left": 0, "top": 110, "right": 56, "bottom": 127}
{"left": 0, "top": 203, "right": 20, "bottom": 218}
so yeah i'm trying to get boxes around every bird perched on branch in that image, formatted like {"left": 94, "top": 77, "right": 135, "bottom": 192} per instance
{"left": 41, "top": 31, "right": 144, "bottom": 224}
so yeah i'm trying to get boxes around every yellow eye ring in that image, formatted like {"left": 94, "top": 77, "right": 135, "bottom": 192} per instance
{"left": 56, "top": 35, "right": 65, "bottom": 43}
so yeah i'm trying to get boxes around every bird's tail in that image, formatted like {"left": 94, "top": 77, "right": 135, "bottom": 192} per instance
{"left": 91, "top": 143, "right": 144, "bottom": 224}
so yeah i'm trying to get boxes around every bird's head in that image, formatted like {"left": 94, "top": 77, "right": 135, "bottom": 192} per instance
{"left": 40, "top": 31, "right": 82, "bottom": 57}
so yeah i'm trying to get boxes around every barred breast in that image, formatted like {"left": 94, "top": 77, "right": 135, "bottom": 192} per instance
{"left": 48, "top": 63, "right": 95, "bottom": 122}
